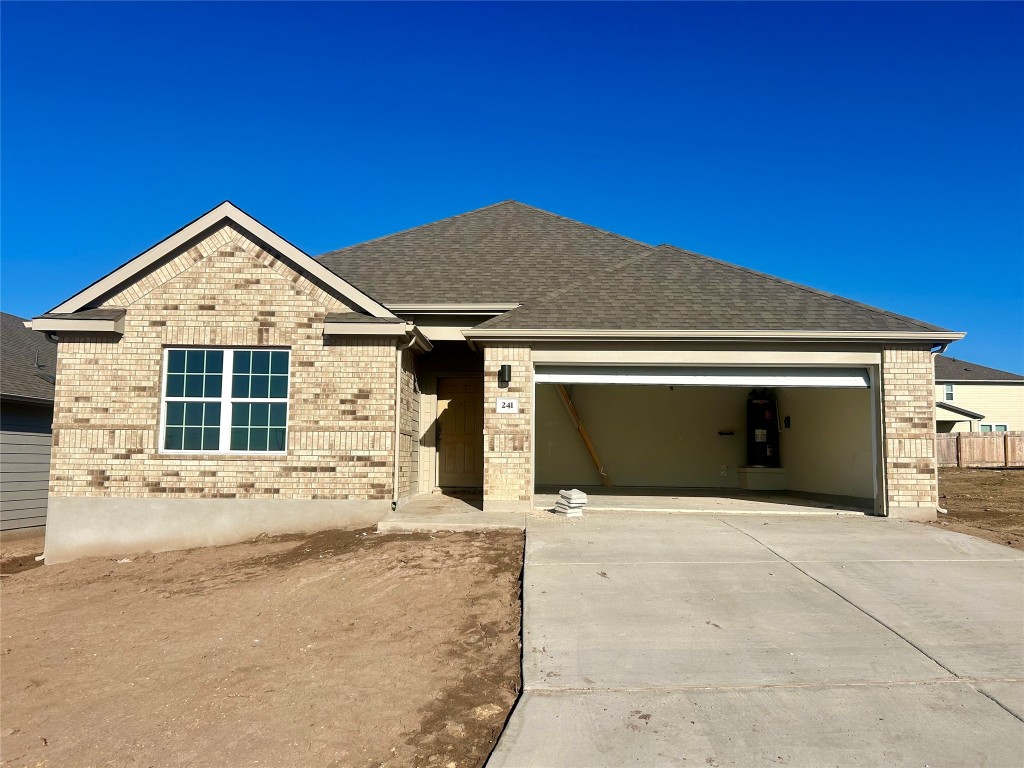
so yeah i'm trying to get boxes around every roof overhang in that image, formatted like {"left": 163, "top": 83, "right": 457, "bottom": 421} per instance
{"left": 936, "top": 379, "right": 1024, "bottom": 384}
{"left": 935, "top": 401, "right": 985, "bottom": 420}
{"left": 30, "top": 308, "right": 127, "bottom": 334}
{"left": 44, "top": 201, "right": 396, "bottom": 319}
{"left": 463, "top": 329, "right": 967, "bottom": 344}
{"left": 323, "top": 319, "right": 432, "bottom": 352}
{"left": 0, "top": 392, "right": 55, "bottom": 406}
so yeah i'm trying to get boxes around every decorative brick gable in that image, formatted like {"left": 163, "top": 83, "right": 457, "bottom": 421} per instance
{"left": 50, "top": 224, "right": 397, "bottom": 501}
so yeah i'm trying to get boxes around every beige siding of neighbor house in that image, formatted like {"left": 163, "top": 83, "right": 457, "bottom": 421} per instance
{"left": 50, "top": 224, "right": 398, "bottom": 502}
{"left": 933, "top": 382, "right": 1024, "bottom": 432}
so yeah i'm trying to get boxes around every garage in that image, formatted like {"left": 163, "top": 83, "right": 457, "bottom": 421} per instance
{"left": 534, "top": 365, "right": 879, "bottom": 513}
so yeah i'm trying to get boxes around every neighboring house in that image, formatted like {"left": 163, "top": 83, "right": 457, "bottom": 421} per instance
{"left": 1, "top": 312, "right": 57, "bottom": 531}
{"left": 934, "top": 355, "right": 1024, "bottom": 433}
{"left": 30, "top": 201, "right": 963, "bottom": 562}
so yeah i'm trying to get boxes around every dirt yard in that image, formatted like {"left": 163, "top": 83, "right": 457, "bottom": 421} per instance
{"left": 933, "top": 467, "right": 1024, "bottom": 550}
{"left": 1, "top": 526, "right": 523, "bottom": 768}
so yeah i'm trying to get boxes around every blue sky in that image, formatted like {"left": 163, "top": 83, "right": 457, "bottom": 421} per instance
{"left": 2, "top": 2, "right": 1021, "bottom": 370}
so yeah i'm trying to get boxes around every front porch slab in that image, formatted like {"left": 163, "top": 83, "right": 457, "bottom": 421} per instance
{"left": 377, "top": 493, "right": 526, "bottom": 533}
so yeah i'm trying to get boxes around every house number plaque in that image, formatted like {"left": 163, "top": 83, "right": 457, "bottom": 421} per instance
{"left": 496, "top": 397, "right": 519, "bottom": 414}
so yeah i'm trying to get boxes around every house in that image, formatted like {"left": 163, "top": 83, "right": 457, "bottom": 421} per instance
{"left": 1, "top": 312, "right": 57, "bottom": 531}
{"left": 934, "top": 355, "right": 1024, "bottom": 433}
{"left": 30, "top": 201, "right": 963, "bottom": 563}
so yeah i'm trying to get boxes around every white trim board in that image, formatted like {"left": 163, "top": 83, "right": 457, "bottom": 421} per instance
{"left": 534, "top": 365, "right": 870, "bottom": 388}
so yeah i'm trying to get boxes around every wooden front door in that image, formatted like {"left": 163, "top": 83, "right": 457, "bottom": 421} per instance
{"left": 437, "top": 377, "right": 484, "bottom": 488}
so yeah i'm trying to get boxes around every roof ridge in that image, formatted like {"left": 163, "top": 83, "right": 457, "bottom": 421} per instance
{"left": 655, "top": 244, "right": 947, "bottom": 333}
{"left": 503, "top": 201, "right": 652, "bottom": 248}
{"left": 315, "top": 200, "right": 653, "bottom": 259}
{"left": 315, "top": 200, "right": 516, "bottom": 258}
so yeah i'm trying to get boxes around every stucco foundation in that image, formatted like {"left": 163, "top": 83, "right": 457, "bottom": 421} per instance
{"left": 43, "top": 496, "right": 390, "bottom": 564}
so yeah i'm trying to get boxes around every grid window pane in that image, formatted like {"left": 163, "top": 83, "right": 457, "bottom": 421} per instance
{"left": 268, "top": 428, "right": 286, "bottom": 451}
{"left": 165, "top": 400, "right": 220, "bottom": 452}
{"left": 230, "top": 401, "right": 288, "bottom": 452}
{"left": 168, "top": 350, "right": 186, "bottom": 374}
{"left": 163, "top": 348, "right": 288, "bottom": 454}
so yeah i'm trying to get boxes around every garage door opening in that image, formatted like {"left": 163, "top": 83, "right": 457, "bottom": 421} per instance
{"left": 534, "top": 368, "right": 877, "bottom": 514}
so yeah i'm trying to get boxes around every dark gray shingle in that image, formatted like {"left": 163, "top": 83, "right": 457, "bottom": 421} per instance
{"left": 478, "top": 245, "right": 951, "bottom": 333}
{"left": 316, "top": 201, "right": 651, "bottom": 305}
{"left": 1, "top": 312, "right": 57, "bottom": 402}
{"left": 935, "top": 355, "right": 1024, "bottom": 382}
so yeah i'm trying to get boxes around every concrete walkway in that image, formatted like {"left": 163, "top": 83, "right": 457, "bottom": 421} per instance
{"left": 489, "top": 511, "right": 1024, "bottom": 767}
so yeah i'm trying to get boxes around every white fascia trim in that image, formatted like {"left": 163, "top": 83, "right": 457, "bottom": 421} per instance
{"left": 324, "top": 322, "right": 413, "bottom": 337}
{"left": 463, "top": 329, "right": 967, "bottom": 343}
{"left": 30, "top": 317, "right": 125, "bottom": 334}
{"left": 323, "top": 322, "right": 433, "bottom": 352}
{"left": 48, "top": 202, "right": 395, "bottom": 319}
{"left": 385, "top": 303, "right": 521, "bottom": 315}
{"left": 935, "top": 379, "right": 1024, "bottom": 384}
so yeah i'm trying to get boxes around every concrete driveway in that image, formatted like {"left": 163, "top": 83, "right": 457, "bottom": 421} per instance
{"left": 489, "top": 512, "right": 1024, "bottom": 767}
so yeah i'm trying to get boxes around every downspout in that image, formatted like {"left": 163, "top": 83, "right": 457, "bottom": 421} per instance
{"left": 393, "top": 333, "right": 417, "bottom": 509}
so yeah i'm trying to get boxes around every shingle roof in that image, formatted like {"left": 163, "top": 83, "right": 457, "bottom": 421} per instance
{"left": 38, "top": 307, "right": 127, "bottom": 321}
{"left": 1, "top": 312, "right": 57, "bottom": 403}
{"left": 323, "top": 312, "right": 406, "bottom": 324}
{"left": 316, "top": 201, "right": 651, "bottom": 305}
{"left": 935, "top": 355, "right": 1024, "bottom": 382}
{"left": 317, "top": 201, "right": 953, "bottom": 336}
{"left": 477, "top": 244, "right": 950, "bottom": 333}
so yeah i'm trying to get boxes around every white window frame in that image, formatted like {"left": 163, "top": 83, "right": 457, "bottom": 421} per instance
{"left": 943, "top": 383, "right": 954, "bottom": 401}
{"left": 979, "top": 423, "right": 1008, "bottom": 433}
{"left": 159, "top": 347, "right": 291, "bottom": 455}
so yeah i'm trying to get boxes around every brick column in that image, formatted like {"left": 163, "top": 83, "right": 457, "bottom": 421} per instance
{"left": 483, "top": 344, "right": 533, "bottom": 513}
{"left": 881, "top": 346, "right": 938, "bottom": 520}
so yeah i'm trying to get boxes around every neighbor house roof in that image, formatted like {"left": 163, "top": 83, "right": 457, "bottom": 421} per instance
{"left": 318, "top": 201, "right": 959, "bottom": 341}
{"left": 935, "top": 355, "right": 1024, "bottom": 383}
{"left": 316, "top": 201, "right": 651, "bottom": 306}
{"left": 472, "top": 244, "right": 952, "bottom": 337}
{"left": 0, "top": 312, "right": 57, "bottom": 404}
{"left": 936, "top": 401, "right": 985, "bottom": 420}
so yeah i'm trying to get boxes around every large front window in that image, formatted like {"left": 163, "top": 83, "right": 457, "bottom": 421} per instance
{"left": 161, "top": 348, "right": 290, "bottom": 453}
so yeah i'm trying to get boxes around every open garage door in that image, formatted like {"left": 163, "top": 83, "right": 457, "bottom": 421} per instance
{"left": 534, "top": 365, "right": 877, "bottom": 512}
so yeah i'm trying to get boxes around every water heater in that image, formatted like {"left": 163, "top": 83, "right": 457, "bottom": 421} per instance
{"left": 746, "top": 389, "right": 781, "bottom": 468}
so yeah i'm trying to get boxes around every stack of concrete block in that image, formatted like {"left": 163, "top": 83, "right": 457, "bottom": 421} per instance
{"left": 553, "top": 488, "right": 587, "bottom": 517}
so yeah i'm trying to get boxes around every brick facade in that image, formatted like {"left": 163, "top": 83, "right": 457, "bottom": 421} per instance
{"left": 482, "top": 344, "right": 533, "bottom": 509}
{"left": 397, "top": 348, "right": 419, "bottom": 498}
{"left": 50, "top": 224, "right": 398, "bottom": 501}
{"left": 881, "top": 346, "right": 938, "bottom": 517}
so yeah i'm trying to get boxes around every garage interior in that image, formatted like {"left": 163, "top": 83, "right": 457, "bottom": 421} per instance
{"left": 534, "top": 366, "right": 877, "bottom": 514}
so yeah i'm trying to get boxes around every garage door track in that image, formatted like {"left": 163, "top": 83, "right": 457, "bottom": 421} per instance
{"left": 489, "top": 512, "right": 1024, "bottom": 767}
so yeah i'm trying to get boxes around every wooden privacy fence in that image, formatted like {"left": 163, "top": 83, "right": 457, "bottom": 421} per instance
{"left": 936, "top": 432, "right": 1024, "bottom": 468}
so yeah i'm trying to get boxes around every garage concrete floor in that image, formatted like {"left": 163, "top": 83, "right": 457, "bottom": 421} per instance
{"left": 488, "top": 511, "right": 1024, "bottom": 767}
{"left": 534, "top": 486, "right": 873, "bottom": 514}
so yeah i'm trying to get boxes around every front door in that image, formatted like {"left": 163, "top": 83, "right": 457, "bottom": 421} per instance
{"left": 437, "top": 377, "right": 484, "bottom": 488}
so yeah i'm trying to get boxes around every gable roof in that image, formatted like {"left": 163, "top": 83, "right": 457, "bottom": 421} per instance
{"left": 1, "top": 312, "right": 57, "bottom": 404}
{"left": 935, "top": 355, "right": 1024, "bottom": 382}
{"left": 316, "top": 201, "right": 651, "bottom": 305}
{"left": 44, "top": 201, "right": 395, "bottom": 319}
{"left": 471, "top": 244, "right": 957, "bottom": 339}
